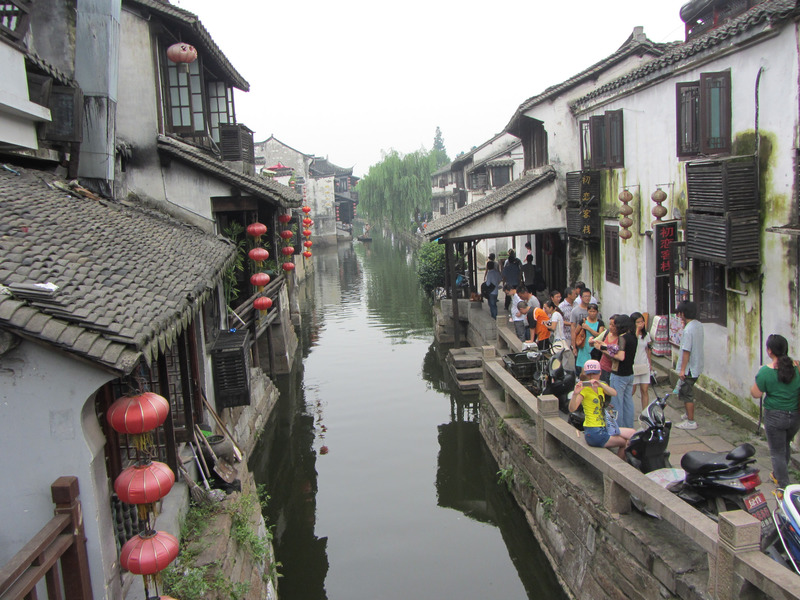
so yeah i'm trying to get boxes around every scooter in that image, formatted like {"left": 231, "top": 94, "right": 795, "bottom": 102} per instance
{"left": 766, "top": 484, "right": 800, "bottom": 573}
{"left": 625, "top": 394, "right": 672, "bottom": 473}
{"left": 517, "top": 342, "right": 575, "bottom": 413}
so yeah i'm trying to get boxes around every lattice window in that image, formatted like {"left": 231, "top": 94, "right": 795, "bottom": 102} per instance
{"left": 0, "top": 0, "right": 30, "bottom": 43}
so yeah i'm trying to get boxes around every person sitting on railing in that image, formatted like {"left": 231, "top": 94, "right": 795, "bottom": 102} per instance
{"left": 568, "top": 360, "right": 635, "bottom": 459}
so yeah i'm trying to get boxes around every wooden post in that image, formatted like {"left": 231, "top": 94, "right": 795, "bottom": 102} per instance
{"left": 51, "top": 477, "right": 93, "bottom": 600}
{"left": 446, "top": 242, "right": 461, "bottom": 349}
{"left": 713, "top": 511, "right": 760, "bottom": 600}
{"left": 157, "top": 354, "right": 178, "bottom": 473}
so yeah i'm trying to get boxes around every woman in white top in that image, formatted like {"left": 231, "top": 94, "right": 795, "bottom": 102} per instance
{"left": 630, "top": 312, "right": 652, "bottom": 411}
{"left": 549, "top": 302, "right": 566, "bottom": 344}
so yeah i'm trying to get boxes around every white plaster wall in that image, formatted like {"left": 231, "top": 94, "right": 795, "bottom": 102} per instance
{"left": 306, "top": 176, "right": 337, "bottom": 244}
{"left": 562, "top": 27, "right": 800, "bottom": 403}
{"left": 254, "top": 138, "right": 311, "bottom": 176}
{"left": 0, "top": 44, "right": 50, "bottom": 149}
{"left": 0, "top": 341, "right": 114, "bottom": 600}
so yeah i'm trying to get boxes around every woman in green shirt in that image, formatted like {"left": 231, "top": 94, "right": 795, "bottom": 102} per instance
{"left": 750, "top": 334, "right": 800, "bottom": 489}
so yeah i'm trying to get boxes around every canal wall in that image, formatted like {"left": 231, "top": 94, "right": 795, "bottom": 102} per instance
{"left": 478, "top": 347, "right": 800, "bottom": 600}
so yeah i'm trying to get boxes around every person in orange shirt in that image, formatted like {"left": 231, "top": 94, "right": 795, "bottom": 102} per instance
{"left": 526, "top": 301, "right": 556, "bottom": 350}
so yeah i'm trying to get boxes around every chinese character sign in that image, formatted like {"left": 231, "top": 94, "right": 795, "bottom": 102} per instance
{"left": 653, "top": 220, "right": 678, "bottom": 277}
{"left": 579, "top": 171, "right": 600, "bottom": 240}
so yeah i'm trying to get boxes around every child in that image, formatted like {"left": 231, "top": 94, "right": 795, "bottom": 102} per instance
{"left": 568, "top": 360, "right": 636, "bottom": 458}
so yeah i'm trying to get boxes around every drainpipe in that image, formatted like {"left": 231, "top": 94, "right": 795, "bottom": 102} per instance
{"left": 754, "top": 66, "right": 764, "bottom": 365}
{"left": 74, "top": 0, "right": 120, "bottom": 196}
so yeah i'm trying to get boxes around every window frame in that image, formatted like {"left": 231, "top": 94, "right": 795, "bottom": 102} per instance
{"left": 206, "top": 80, "right": 235, "bottom": 143}
{"left": 604, "top": 224, "right": 620, "bottom": 285}
{"left": 693, "top": 259, "right": 727, "bottom": 325}
{"left": 580, "top": 110, "right": 624, "bottom": 169}
{"left": 676, "top": 71, "right": 731, "bottom": 158}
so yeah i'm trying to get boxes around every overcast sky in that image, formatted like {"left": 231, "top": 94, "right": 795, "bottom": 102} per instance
{"left": 179, "top": 0, "right": 687, "bottom": 177}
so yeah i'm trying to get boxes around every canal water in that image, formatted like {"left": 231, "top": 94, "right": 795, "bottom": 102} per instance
{"left": 250, "top": 232, "right": 566, "bottom": 600}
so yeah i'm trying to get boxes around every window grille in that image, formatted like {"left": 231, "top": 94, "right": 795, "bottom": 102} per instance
{"left": 604, "top": 225, "right": 620, "bottom": 284}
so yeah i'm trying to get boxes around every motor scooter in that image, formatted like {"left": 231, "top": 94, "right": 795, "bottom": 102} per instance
{"left": 765, "top": 484, "right": 800, "bottom": 573}
{"left": 625, "top": 394, "right": 672, "bottom": 473}
{"left": 516, "top": 341, "right": 575, "bottom": 413}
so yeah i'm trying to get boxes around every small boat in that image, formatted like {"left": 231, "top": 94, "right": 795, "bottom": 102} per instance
{"left": 357, "top": 235, "right": 372, "bottom": 242}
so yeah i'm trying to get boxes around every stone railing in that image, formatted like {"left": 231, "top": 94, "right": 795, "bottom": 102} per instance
{"left": 480, "top": 346, "right": 800, "bottom": 600}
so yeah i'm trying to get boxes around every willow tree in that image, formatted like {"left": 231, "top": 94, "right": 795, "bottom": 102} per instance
{"left": 357, "top": 148, "right": 436, "bottom": 233}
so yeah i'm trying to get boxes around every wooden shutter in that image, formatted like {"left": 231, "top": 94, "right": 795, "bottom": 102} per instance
{"left": 699, "top": 71, "right": 731, "bottom": 155}
{"left": 590, "top": 115, "right": 607, "bottom": 168}
{"left": 676, "top": 82, "right": 700, "bottom": 157}
{"left": 606, "top": 110, "right": 624, "bottom": 168}
{"left": 580, "top": 121, "right": 591, "bottom": 170}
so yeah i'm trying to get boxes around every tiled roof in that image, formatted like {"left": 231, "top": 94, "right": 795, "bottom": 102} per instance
{"left": 467, "top": 142, "right": 522, "bottom": 174}
{"left": 424, "top": 167, "right": 557, "bottom": 240}
{"left": 125, "top": 0, "right": 249, "bottom": 91}
{"left": 25, "top": 52, "right": 78, "bottom": 87}
{"left": 309, "top": 156, "right": 353, "bottom": 178}
{"left": 157, "top": 135, "right": 302, "bottom": 208}
{"left": 570, "top": 0, "right": 799, "bottom": 109}
{"left": 0, "top": 166, "right": 236, "bottom": 374}
{"left": 505, "top": 31, "right": 670, "bottom": 133}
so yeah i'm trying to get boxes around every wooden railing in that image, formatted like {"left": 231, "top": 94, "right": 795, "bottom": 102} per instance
{"left": 480, "top": 347, "right": 800, "bottom": 600}
{"left": 231, "top": 275, "right": 284, "bottom": 375}
{"left": 0, "top": 476, "right": 92, "bottom": 600}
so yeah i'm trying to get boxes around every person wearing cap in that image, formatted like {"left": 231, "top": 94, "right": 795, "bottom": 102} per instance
{"left": 569, "top": 360, "right": 635, "bottom": 458}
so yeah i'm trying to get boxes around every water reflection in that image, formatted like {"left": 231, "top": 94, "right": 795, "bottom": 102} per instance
{"left": 250, "top": 232, "right": 566, "bottom": 600}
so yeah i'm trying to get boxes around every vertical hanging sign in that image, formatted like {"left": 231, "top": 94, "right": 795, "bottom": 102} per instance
{"left": 654, "top": 220, "right": 679, "bottom": 276}
{"left": 579, "top": 171, "right": 600, "bottom": 240}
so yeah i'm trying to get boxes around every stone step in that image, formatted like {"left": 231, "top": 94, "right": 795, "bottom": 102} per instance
{"left": 453, "top": 378, "right": 481, "bottom": 392}
{"left": 447, "top": 347, "right": 483, "bottom": 369}
{"left": 452, "top": 366, "right": 484, "bottom": 381}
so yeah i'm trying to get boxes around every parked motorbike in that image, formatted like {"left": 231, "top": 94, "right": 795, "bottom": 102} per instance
{"left": 625, "top": 394, "right": 672, "bottom": 473}
{"left": 502, "top": 342, "right": 575, "bottom": 412}
{"left": 765, "top": 484, "right": 800, "bottom": 573}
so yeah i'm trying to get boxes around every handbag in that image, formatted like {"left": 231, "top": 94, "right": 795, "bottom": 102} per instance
{"left": 568, "top": 406, "right": 585, "bottom": 431}
{"left": 575, "top": 326, "right": 586, "bottom": 349}
{"left": 480, "top": 282, "right": 495, "bottom": 298}
{"left": 589, "top": 329, "right": 606, "bottom": 361}
{"left": 604, "top": 408, "right": 620, "bottom": 437}
{"left": 633, "top": 362, "right": 650, "bottom": 376}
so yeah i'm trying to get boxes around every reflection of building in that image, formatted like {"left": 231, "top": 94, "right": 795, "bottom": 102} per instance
{"left": 255, "top": 135, "right": 360, "bottom": 245}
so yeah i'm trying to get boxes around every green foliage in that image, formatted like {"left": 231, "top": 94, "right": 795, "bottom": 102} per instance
{"left": 357, "top": 148, "right": 436, "bottom": 231}
{"left": 222, "top": 221, "right": 247, "bottom": 309}
{"left": 541, "top": 496, "right": 555, "bottom": 521}
{"left": 497, "top": 466, "right": 515, "bottom": 491}
{"left": 162, "top": 563, "right": 210, "bottom": 599}
{"left": 228, "top": 493, "right": 270, "bottom": 561}
{"left": 432, "top": 126, "right": 450, "bottom": 168}
{"left": 496, "top": 416, "right": 507, "bottom": 433}
{"left": 416, "top": 242, "right": 446, "bottom": 294}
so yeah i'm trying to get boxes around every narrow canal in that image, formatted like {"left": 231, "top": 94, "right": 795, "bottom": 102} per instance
{"left": 250, "top": 231, "right": 567, "bottom": 600}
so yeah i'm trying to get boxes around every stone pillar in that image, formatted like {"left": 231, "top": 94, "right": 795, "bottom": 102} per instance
{"left": 713, "top": 511, "right": 760, "bottom": 600}
{"left": 536, "top": 395, "right": 560, "bottom": 458}
{"left": 482, "top": 347, "right": 499, "bottom": 392}
{"left": 603, "top": 474, "right": 631, "bottom": 514}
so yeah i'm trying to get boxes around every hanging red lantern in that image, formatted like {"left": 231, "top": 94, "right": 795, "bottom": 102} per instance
{"left": 246, "top": 222, "right": 267, "bottom": 238}
{"left": 303, "top": 229, "right": 312, "bottom": 237}
{"left": 107, "top": 393, "right": 169, "bottom": 435}
{"left": 250, "top": 273, "right": 270, "bottom": 287}
{"left": 320, "top": 445, "right": 329, "bottom": 455}
{"left": 120, "top": 530, "right": 179, "bottom": 574}
{"left": 302, "top": 217, "right": 312, "bottom": 226}
{"left": 248, "top": 247, "right": 269, "bottom": 262}
{"left": 302, "top": 206, "right": 311, "bottom": 214}
{"left": 303, "top": 240, "right": 313, "bottom": 248}
{"left": 279, "top": 230, "right": 294, "bottom": 240}
{"left": 254, "top": 296, "right": 273, "bottom": 311}
{"left": 114, "top": 461, "right": 175, "bottom": 506}
{"left": 281, "top": 246, "right": 294, "bottom": 256}
{"left": 166, "top": 43, "right": 197, "bottom": 65}
{"left": 277, "top": 214, "right": 292, "bottom": 224}
{"left": 303, "top": 251, "right": 312, "bottom": 259}
{"left": 282, "top": 262, "right": 295, "bottom": 271}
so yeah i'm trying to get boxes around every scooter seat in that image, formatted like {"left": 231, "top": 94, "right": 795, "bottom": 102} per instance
{"left": 681, "top": 443, "right": 756, "bottom": 475}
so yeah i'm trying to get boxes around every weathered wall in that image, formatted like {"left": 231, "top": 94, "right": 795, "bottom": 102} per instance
{"left": 306, "top": 175, "right": 338, "bottom": 246}
{"left": 479, "top": 392, "right": 711, "bottom": 600}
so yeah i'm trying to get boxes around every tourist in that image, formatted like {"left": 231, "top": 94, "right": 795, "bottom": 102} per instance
{"left": 568, "top": 360, "right": 635, "bottom": 459}
{"left": 483, "top": 253, "right": 499, "bottom": 281}
{"left": 559, "top": 286, "right": 577, "bottom": 343}
{"left": 750, "top": 334, "right": 800, "bottom": 490}
{"left": 570, "top": 288, "right": 592, "bottom": 357}
{"left": 521, "top": 254, "right": 536, "bottom": 293}
{"left": 509, "top": 285, "right": 528, "bottom": 342}
{"left": 595, "top": 314, "right": 637, "bottom": 429}
{"left": 574, "top": 302, "right": 603, "bottom": 376}
{"left": 675, "top": 301, "right": 704, "bottom": 430}
{"left": 548, "top": 300, "right": 567, "bottom": 346}
{"left": 526, "top": 300, "right": 556, "bottom": 350}
{"left": 502, "top": 250, "right": 522, "bottom": 312}
{"left": 572, "top": 281, "right": 598, "bottom": 308}
{"left": 484, "top": 260, "right": 502, "bottom": 319}
{"left": 630, "top": 312, "right": 653, "bottom": 411}
{"left": 593, "top": 314, "right": 618, "bottom": 383}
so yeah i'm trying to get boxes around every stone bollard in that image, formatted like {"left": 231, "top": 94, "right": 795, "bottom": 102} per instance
{"left": 713, "top": 511, "right": 760, "bottom": 600}
{"left": 536, "top": 395, "right": 560, "bottom": 458}
{"left": 602, "top": 474, "right": 631, "bottom": 514}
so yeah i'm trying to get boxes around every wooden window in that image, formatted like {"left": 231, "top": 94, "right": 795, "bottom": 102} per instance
{"left": 693, "top": 260, "right": 726, "bottom": 325}
{"left": 676, "top": 71, "right": 731, "bottom": 158}
{"left": 604, "top": 225, "right": 620, "bottom": 285}
{"left": 0, "top": 0, "right": 30, "bottom": 43}
{"left": 166, "top": 58, "right": 205, "bottom": 134}
{"left": 207, "top": 81, "right": 233, "bottom": 143}
{"left": 522, "top": 117, "right": 548, "bottom": 171}
{"left": 491, "top": 166, "right": 510, "bottom": 188}
{"left": 469, "top": 170, "right": 487, "bottom": 190}
{"left": 581, "top": 111, "right": 624, "bottom": 169}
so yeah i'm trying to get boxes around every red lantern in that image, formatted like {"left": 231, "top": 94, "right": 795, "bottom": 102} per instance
{"left": 277, "top": 214, "right": 292, "bottom": 224}
{"left": 254, "top": 296, "right": 273, "bottom": 311}
{"left": 320, "top": 445, "right": 329, "bottom": 455}
{"left": 281, "top": 246, "right": 294, "bottom": 256}
{"left": 303, "top": 240, "right": 313, "bottom": 248}
{"left": 166, "top": 43, "right": 197, "bottom": 65}
{"left": 115, "top": 461, "right": 175, "bottom": 505}
{"left": 303, "top": 229, "right": 312, "bottom": 237}
{"left": 107, "top": 393, "right": 169, "bottom": 435}
{"left": 248, "top": 247, "right": 269, "bottom": 262}
{"left": 302, "top": 217, "right": 312, "bottom": 226}
{"left": 120, "top": 530, "right": 179, "bottom": 574}
{"left": 302, "top": 206, "right": 311, "bottom": 214}
{"left": 246, "top": 222, "right": 267, "bottom": 238}
{"left": 279, "top": 230, "right": 293, "bottom": 240}
{"left": 282, "top": 262, "right": 295, "bottom": 271}
{"left": 250, "top": 273, "right": 270, "bottom": 287}
{"left": 303, "top": 251, "right": 312, "bottom": 259}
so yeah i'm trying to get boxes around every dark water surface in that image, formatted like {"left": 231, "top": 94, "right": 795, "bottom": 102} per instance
{"left": 250, "top": 232, "right": 566, "bottom": 600}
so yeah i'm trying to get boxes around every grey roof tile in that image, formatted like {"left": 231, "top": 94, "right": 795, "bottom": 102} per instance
{"left": 0, "top": 166, "right": 236, "bottom": 374}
